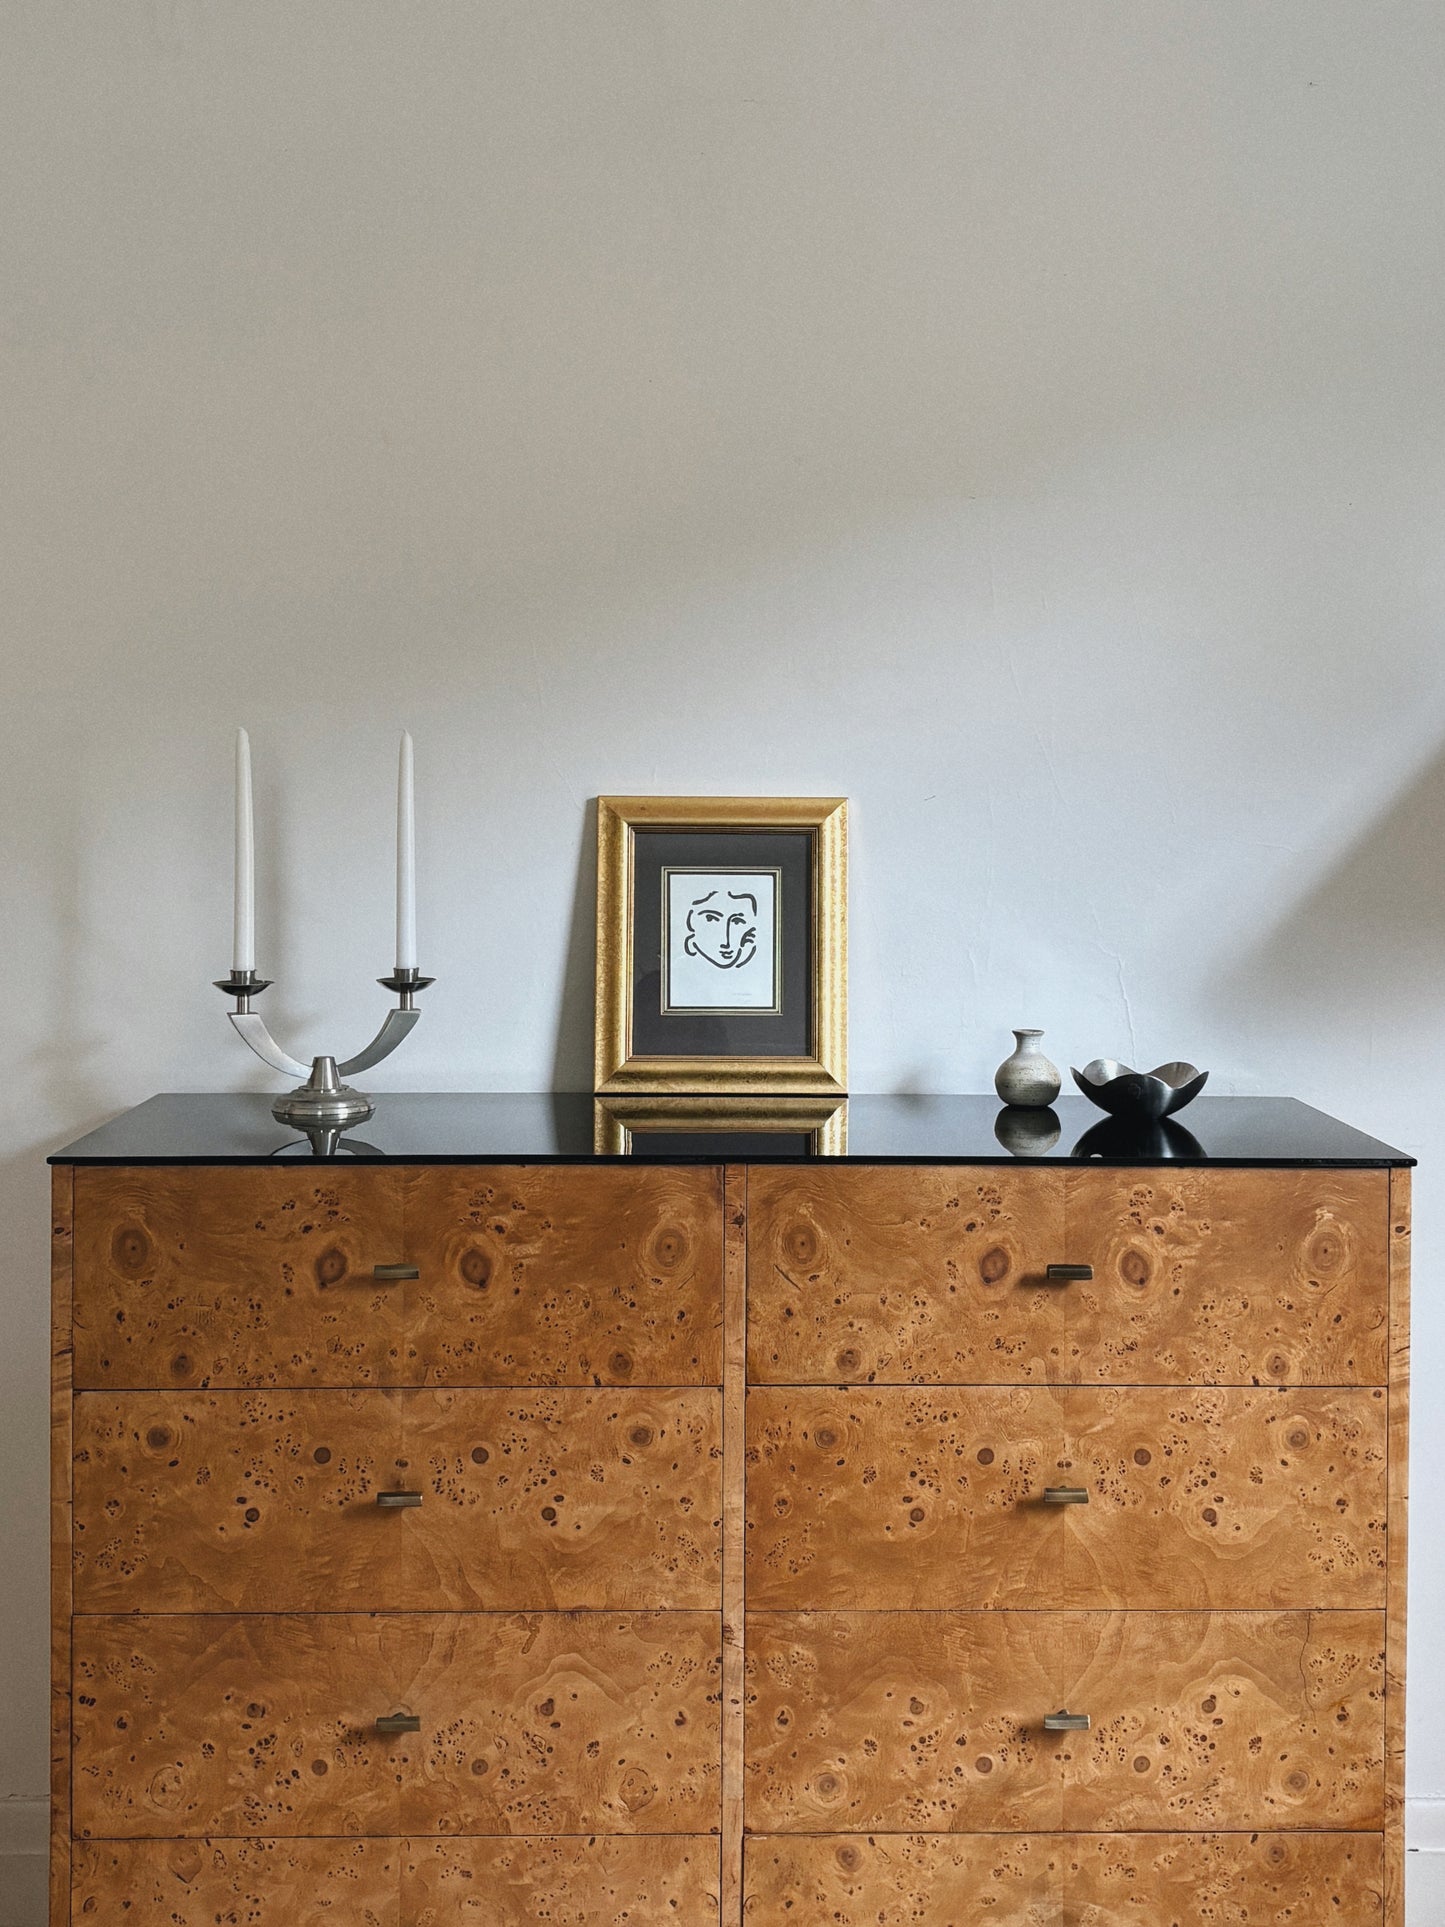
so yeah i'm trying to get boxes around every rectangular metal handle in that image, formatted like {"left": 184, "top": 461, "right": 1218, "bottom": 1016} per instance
{"left": 1042, "top": 1486, "right": 1089, "bottom": 1506}
{"left": 1044, "top": 1264, "right": 1093, "bottom": 1284}
{"left": 372, "top": 1263, "right": 420, "bottom": 1281}
{"left": 1043, "top": 1710, "right": 1091, "bottom": 1732}
{"left": 375, "top": 1490, "right": 423, "bottom": 1509}
{"left": 374, "top": 1712, "right": 421, "bottom": 1734}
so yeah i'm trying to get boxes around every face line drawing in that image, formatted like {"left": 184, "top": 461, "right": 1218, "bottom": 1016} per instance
{"left": 683, "top": 887, "right": 759, "bottom": 971}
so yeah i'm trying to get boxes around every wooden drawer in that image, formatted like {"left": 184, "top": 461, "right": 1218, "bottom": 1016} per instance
{"left": 73, "top": 1167, "right": 407, "bottom": 1390}
{"left": 73, "top": 1612, "right": 721, "bottom": 1839}
{"left": 73, "top": 1836, "right": 722, "bottom": 1924}
{"left": 74, "top": 1387, "right": 722, "bottom": 1612}
{"left": 400, "top": 1167, "right": 723, "bottom": 1386}
{"left": 748, "top": 1166, "right": 1065, "bottom": 1383}
{"left": 746, "top": 1385, "right": 1386, "bottom": 1610}
{"left": 744, "top": 1832, "right": 1385, "bottom": 1924}
{"left": 747, "top": 1167, "right": 1388, "bottom": 1385}
{"left": 73, "top": 1164, "right": 724, "bottom": 1389}
{"left": 745, "top": 1610, "right": 1384, "bottom": 1832}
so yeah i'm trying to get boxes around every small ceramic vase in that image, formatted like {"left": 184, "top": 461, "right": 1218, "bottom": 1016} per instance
{"left": 994, "top": 1028, "right": 1062, "bottom": 1109}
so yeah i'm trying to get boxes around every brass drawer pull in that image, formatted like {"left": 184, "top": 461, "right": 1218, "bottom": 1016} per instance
{"left": 375, "top": 1712, "right": 421, "bottom": 1734}
{"left": 1042, "top": 1486, "right": 1089, "bottom": 1505}
{"left": 372, "top": 1263, "right": 419, "bottom": 1281}
{"left": 1044, "top": 1264, "right": 1093, "bottom": 1284}
{"left": 1043, "top": 1709, "right": 1091, "bottom": 1732}
{"left": 375, "top": 1490, "right": 423, "bottom": 1509}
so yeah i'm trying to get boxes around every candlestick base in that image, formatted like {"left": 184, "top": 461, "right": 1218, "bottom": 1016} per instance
{"left": 271, "top": 1056, "right": 375, "bottom": 1130}
{"left": 218, "top": 962, "right": 431, "bottom": 1124}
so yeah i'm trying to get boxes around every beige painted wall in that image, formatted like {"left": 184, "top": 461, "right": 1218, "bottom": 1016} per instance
{"left": 3, "top": 0, "right": 1445, "bottom": 1840}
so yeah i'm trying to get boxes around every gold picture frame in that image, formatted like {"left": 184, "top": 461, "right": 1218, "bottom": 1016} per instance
{"left": 594, "top": 795, "right": 848, "bottom": 1096}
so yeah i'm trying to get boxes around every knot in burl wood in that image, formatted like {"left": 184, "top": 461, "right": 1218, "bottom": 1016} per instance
{"left": 609, "top": 1351, "right": 633, "bottom": 1378}
{"left": 784, "top": 1223, "right": 820, "bottom": 1267}
{"left": 813, "top": 1426, "right": 839, "bottom": 1450}
{"left": 1307, "top": 1226, "right": 1344, "bottom": 1273}
{"left": 835, "top": 1348, "right": 861, "bottom": 1374}
{"left": 1120, "top": 1249, "right": 1151, "bottom": 1288}
{"left": 314, "top": 1248, "right": 348, "bottom": 1288}
{"left": 978, "top": 1247, "right": 1010, "bottom": 1286}
{"left": 619, "top": 1767, "right": 655, "bottom": 1812}
{"left": 459, "top": 1248, "right": 491, "bottom": 1290}
{"left": 628, "top": 1426, "right": 653, "bottom": 1448}
{"left": 111, "top": 1225, "right": 151, "bottom": 1275}
{"left": 834, "top": 1842, "right": 862, "bottom": 1872}
{"left": 650, "top": 1225, "right": 688, "bottom": 1270}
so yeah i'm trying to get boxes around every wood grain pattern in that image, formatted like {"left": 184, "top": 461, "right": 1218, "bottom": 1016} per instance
{"left": 73, "top": 1837, "right": 404, "bottom": 1924}
{"left": 746, "top": 1385, "right": 1386, "bottom": 1611}
{"left": 746, "top": 1167, "right": 1066, "bottom": 1384}
{"left": 743, "top": 1831, "right": 1385, "bottom": 1924}
{"left": 50, "top": 1167, "right": 73, "bottom": 1927}
{"left": 56, "top": 1148, "right": 1408, "bottom": 1926}
{"left": 745, "top": 1610, "right": 1385, "bottom": 1833}
{"left": 402, "top": 1167, "right": 724, "bottom": 1385}
{"left": 404, "top": 1834, "right": 721, "bottom": 1923}
{"left": 73, "top": 1166, "right": 408, "bottom": 1390}
{"left": 74, "top": 1612, "right": 722, "bottom": 1838}
{"left": 747, "top": 1167, "right": 1388, "bottom": 1385}
{"left": 1386, "top": 1167, "right": 1410, "bottom": 1927}
{"left": 74, "top": 1164, "right": 725, "bottom": 1391}
{"left": 73, "top": 1835, "right": 721, "bottom": 1924}
{"left": 721, "top": 1168, "right": 746, "bottom": 1926}
{"left": 73, "top": 1387, "right": 722, "bottom": 1612}
{"left": 1064, "top": 1169, "right": 1389, "bottom": 1387}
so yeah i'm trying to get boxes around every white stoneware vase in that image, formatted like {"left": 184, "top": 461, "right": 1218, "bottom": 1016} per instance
{"left": 994, "top": 1028, "right": 1062, "bottom": 1109}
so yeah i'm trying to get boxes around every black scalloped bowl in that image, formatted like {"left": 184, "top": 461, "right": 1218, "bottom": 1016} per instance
{"left": 1070, "top": 1058, "right": 1208, "bottom": 1122}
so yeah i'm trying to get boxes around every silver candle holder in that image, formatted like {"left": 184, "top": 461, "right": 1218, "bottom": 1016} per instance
{"left": 214, "top": 966, "right": 434, "bottom": 1128}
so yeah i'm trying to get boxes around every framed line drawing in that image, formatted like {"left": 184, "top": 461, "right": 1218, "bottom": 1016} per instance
{"left": 594, "top": 795, "right": 848, "bottom": 1096}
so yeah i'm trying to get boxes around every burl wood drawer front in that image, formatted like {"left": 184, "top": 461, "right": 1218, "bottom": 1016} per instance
{"left": 73, "top": 1167, "right": 407, "bottom": 1391}
{"left": 745, "top": 1831, "right": 1385, "bottom": 1925}
{"left": 73, "top": 1164, "right": 724, "bottom": 1390}
{"left": 746, "top": 1386, "right": 1386, "bottom": 1611}
{"left": 401, "top": 1168, "right": 723, "bottom": 1387}
{"left": 745, "top": 1610, "right": 1384, "bottom": 1832}
{"left": 73, "top": 1835, "right": 721, "bottom": 1924}
{"left": 73, "top": 1612, "right": 721, "bottom": 1839}
{"left": 74, "top": 1387, "right": 722, "bottom": 1612}
{"left": 747, "top": 1167, "right": 1387, "bottom": 1385}
{"left": 748, "top": 1167, "right": 1064, "bottom": 1383}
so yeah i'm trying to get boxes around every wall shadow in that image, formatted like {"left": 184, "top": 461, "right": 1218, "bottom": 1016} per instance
{"left": 550, "top": 798, "right": 598, "bottom": 1092}
{"left": 1221, "top": 741, "right": 1445, "bottom": 1022}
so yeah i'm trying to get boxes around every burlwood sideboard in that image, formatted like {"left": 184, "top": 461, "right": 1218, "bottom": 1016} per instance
{"left": 49, "top": 1092, "right": 1411, "bottom": 1925}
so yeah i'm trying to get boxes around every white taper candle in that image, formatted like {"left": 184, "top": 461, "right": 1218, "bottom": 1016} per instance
{"left": 396, "top": 730, "right": 416, "bottom": 971}
{"left": 233, "top": 727, "right": 255, "bottom": 973}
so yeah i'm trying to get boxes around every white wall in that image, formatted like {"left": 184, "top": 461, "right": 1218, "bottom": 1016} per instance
{"left": 3, "top": 0, "right": 1444, "bottom": 1857}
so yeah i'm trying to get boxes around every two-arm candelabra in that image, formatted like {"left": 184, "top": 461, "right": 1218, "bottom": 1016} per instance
{"left": 214, "top": 966, "right": 434, "bottom": 1128}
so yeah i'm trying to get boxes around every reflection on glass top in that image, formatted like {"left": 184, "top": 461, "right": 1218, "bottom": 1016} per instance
{"left": 49, "top": 1092, "right": 1413, "bottom": 1166}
